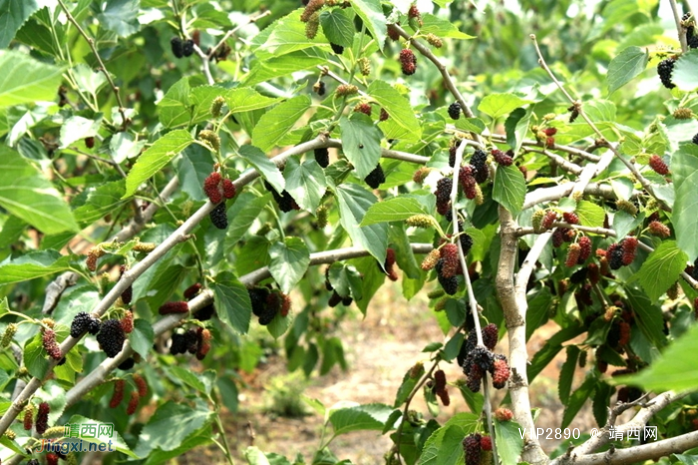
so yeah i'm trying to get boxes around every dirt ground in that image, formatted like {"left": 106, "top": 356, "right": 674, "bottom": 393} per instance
{"left": 184, "top": 281, "right": 605, "bottom": 464}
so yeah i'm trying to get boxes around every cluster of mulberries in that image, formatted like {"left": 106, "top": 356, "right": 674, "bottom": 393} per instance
{"left": 399, "top": 49, "right": 417, "bottom": 75}
{"left": 470, "top": 149, "right": 489, "bottom": 183}
{"left": 36, "top": 402, "right": 50, "bottom": 435}
{"left": 432, "top": 370, "right": 450, "bottom": 406}
{"left": 606, "top": 237, "right": 638, "bottom": 270}
{"left": 265, "top": 182, "right": 300, "bottom": 212}
{"left": 448, "top": 102, "right": 461, "bottom": 120}
{"left": 491, "top": 149, "right": 513, "bottom": 166}
{"left": 249, "top": 287, "right": 277, "bottom": 325}
{"left": 365, "top": 164, "right": 386, "bottom": 189}
{"left": 435, "top": 177, "right": 452, "bottom": 216}
{"left": 657, "top": 57, "right": 676, "bottom": 89}
{"left": 110, "top": 379, "right": 125, "bottom": 408}
{"left": 159, "top": 301, "right": 190, "bottom": 315}
{"left": 118, "top": 357, "right": 135, "bottom": 370}
{"left": 171, "top": 37, "right": 194, "bottom": 58}
{"left": 42, "top": 329, "right": 62, "bottom": 361}
{"left": 314, "top": 147, "right": 329, "bottom": 168}
{"left": 648, "top": 154, "right": 669, "bottom": 175}
{"left": 379, "top": 248, "right": 399, "bottom": 281}
{"left": 70, "top": 312, "right": 101, "bottom": 338}
{"left": 204, "top": 172, "right": 237, "bottom": 204}
{"left": 459, "top": 327, "right": 510, "bottom": 392}
{"left": 462, "top": 433, "right": 481, "bottom": 465}
{"left": 170, "top": 327, "right": 211, "bottom": 360}
{"left": 96, "top": 319, "right": 126, "bottom": 358}
{"left": 648, "top": 220, "right": 670, "bottom": 238}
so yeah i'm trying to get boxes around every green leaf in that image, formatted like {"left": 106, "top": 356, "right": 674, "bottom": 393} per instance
{"left": 561, "top": 373, "right": 596, "bottom": 429}
{"left": 65, "top": 414, "right": 137, "bottom": 457}
{"left": 368, "top": 80, "right": 421, "bottom": 143}
{"left": 320, "top": 9, "right": 354, "bottom": 48}
{"left": 225, "top": 192, "right": 271, "bottom": 247}
{"left": 97, "top": 0, "right": 140, "bottom": 38}
{"left": 0, "top": 0, "right": 42, "bottom": 48}
{"left": 339, "top": 114, "right": 382, "bottom": 179}
{"left": 131, "top": 319, "right": 154, "bottom": 359}
{"left": 575, "top": 200, "right": 605, "bottom": 227}
{"left": 673, "top": 168, "right": 698, "bottom": 262}
{"left": 157, "top": 77, "right": 191, "bottom": 128}
{"left": 0, "top": 148, "right": 78, "bottom": 234}
{"left": 170, "top": 366, "right": 209, "bottom": 394}
{"left": 420, "top": 13, "right": 474, "bottom": 39}
{"left": 625, "top": 286, "right": 666, "bottom": 348}
{"left": 417, "top": 413, "right": 479, "bottom": 465}
{"left": 615, "top": 323, "right": 698, "bottom": 392}
{"left": 492, "top": 164, "right": 525, "bottom": 214}
{"left": 336, "top": 183, "right": 388, "bottom": 263}
{"left": 243, "top": 49, "right": 329, "bottom": 86}
{"left": 212, "top": 272, "right": 252, "bottom": 334}
{"left": 593, "top": 382, "right": 614, "bottom": 427}
{"left": 73, "top": 180, "right": 127, "bottom": 225}
{"left": 0, "top": 50, "right": 63, "bottom": 108}
{"left": 607, "top": 46, "right": 649, "bottom": 94}
{"left": 60, "top": 115, "right": 102, "bottom": 148}
{"left": 394, "top": 365, "right": 423, "bottom": 407}
{"left": 244, "top": 446, "right": 271, "bottom": 465}
{"left": 328, "top": 403, "right": 394, "bottom": 436}
{"left": 671, "top": 49, "right": 698, "bottom": 92}
{"left": 24, "top": 333, "right": 49, "bottom": 379}
{"left": 0, "top": 250, "right": 72, "bottom": 284}
{"left": 268, "top": 237, "right": 310, "bottom": 294}
{"left": 504, "top": 108, "right": 531, "bottom": 155}
{"left": 361, "top": 197, "right": 427, "bottom": 226}
{"left": 134, "top": 401, "right": 211, "bottom": 457}
{"left": 284, "top": 157, "right": 326, "bottom": 212}
{"left": 558, "top": 346, "right": 580, "bottom": 404}
{"left": 251, "top": 95, "right": 311, "bottom": 151}
{"left": 494, "top": 420, "right": 524, "bottom": 465}
{"left": 350, "top": 0, "right": 386, "bottom": 51}
{"left": 123, "top": 130, "right": 194, "bottom": 198}
{"left": 225, "top": 87, "right": 282, "bottom": 113}
{"left": 238, "top": 145, "right": 285, "bottom": 193}
{"left": 635, "top": 241, "right": 688, "bottom": 303}
{"left": 478, "top": 93, "right": 532, "bottom": 119}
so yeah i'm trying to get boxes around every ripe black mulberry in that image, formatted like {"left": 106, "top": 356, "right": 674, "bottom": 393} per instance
{"left": 96, "top": 319, "right": 126, "bottom": 358}
{"left": 330, "top": 43, "right": 344, "bottom": 55}
{"left": 470, "top": 149, "right": 489, "bottom": 184}
{"left": 435, "top": 259, "right": 458, "bottom": 295}
{"left": 462, "top": 433, "right": 481, "bottom": 465}
{"left": 314, "top": 147, "right": 329, "bottom": 168}
{"left": 171, "top": 37, "right": 183, "bottom": 58}
{"left": 210, "top": 202, "right": 228, "bottom": 229}
{"left": 365, "top": 164, "right": 386, "bottom": 189}
{"left": 657, "top": 58, "right": 676, "bottom": 89}
{"left": 448, "top": 102, "right": 461, "bottom": 120}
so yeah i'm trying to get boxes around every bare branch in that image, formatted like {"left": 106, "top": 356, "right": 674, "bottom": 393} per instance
{"left": 669, "top": 0, "right": 689, "bottom": 52}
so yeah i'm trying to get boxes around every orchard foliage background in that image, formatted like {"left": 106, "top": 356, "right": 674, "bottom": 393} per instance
{"left": 5, "top": 0, "right": 698, "bottom": 464}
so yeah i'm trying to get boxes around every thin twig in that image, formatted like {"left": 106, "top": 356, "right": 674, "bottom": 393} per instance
{"left": 56, "top": 0, "right": 129, "bottom": 131}
{"left": 669, "top": 0, "right": 689, "bottom": 52}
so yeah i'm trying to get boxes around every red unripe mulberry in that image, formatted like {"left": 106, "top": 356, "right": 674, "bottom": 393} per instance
{"left": 578, "top": 236, "right": 592, "bottom": 263}
{"left": 552, "top": 228, "right": 565, "bottom": 248}
{"left": 204, "top": 172, "right": 223, "bottom": 203}
{"left": 621, "top": 237, "right": 638, "bottom": 266}
{"left": 542, "top": 211, "right": 558, "bottom": 230}
{"left": 563, "top": 212, "right": 579, "bottom": 225}
{"left": 618, "top": 321, "right": 631, "bottom": 346}
{"left": 383, "top": 248, "right": 399, "bottom": 281}
{"left": 196, "top": 328, "right": 212, "bottom": 361}
{"left": 387, "top": 24, "right": 401, "bottom": 41}
{"left": 434, "top": 370, "right": 447, "bottom": 392}
{"left": 354, "top": 102, "right": 372, "bottom": 116}
{"left": 110, "top": 379, "right": 125, "bottom": 408}
{"left": 42, "top": 329, "right": 62, "bottom": 360}
{"left": 23, "top": 404, "right": 33, "bottom": 430}
{"left": 159, "top": 301, "right": 190, "bottom": 315}
{"left": 482, "top": 323, "right": 498, "bottom": 350}
{"left": 494, "top": 407, "right": 513, "bottom": 421}
{"left": 544, "top": 128, "right": 557, "bottom": 136}
{"left": 588, "top": 263, "right": 600, "bottom": 285}
{"left": 280, "top": 293, "right": 292, "bottom": 317}
{"left": 436, "top": 388, "right": 450, "bottom": 406}
{"left": 649, "top": 154, "right": 669, "bottom": 175}
{"left": 399, "top": 49, "right": 417, "bottom": 75}
{"left": 492, "top": 357, "right": 510, "bottom": 389}
{"left": 46, "top": 453, "right": 59, "bottom": 465}
{"left": 133, "top": 373, "right": 148, "bottom": 397}
{"left": 462, "top": 433, "right": 481, "bottom": 465}
{"left": 126, "top": 391, "right": 140, "bottom": 415}
{"left": 36, "top": 402, "right": 50, "bottom": 435}
{"left": 480, "top": 436, "right": 493, "bottom": 451}
{"left": 440, "top": 243, "right": 460, "bottom": 278}
{"left": 565, "top": 243, "right": 581, "bottom": 268}
{"left": 222, "top": 179, "right": 236, "bottom": 199}
{"left": 184, "top": 283, "right": 202, "bottom": 300}
{"left": 648, "top": 220, "right": 671, "bottom": 238}
{"left": 491, "top": 149, "right": 513, "bottom": 166}
{"left": 120, "top": 310, "right": 134, "bottom": 334}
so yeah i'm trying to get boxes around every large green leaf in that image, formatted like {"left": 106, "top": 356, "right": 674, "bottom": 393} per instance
{"left": 336, "top": 183, "right": 388, "bottom": 263}
{"left": 576, "top": 200, "right": 605, "bottom": 227}
{"left": 350, "top": 0, "right": 386, "bottom": 51}
{"left": 97, "top": 0, "right": 140, "bottom": 37}
{"left": 0, "top": 50, "right": 63, "bottom": 107}
{"left": 616, "top": 323, "right": 698, "bottom": 392}
{"left": 492, "top": 164, "right": 525, "bottom": 214}
{"left": 420, "top": 13, "right": 474, "bottom": 40}
{"left": 238, "top": 145, "right": 285, "bottom": 193}
{"left": 478, "top": 93, "right": 532, "bottom": 119}
{"left": 561, "top": 373, "right": 596, "bottom": 429}
{"left": 268, "top": 237, "right": 310, "bottom": 294}
{"left": 225, "top": 192, "right": 271, "bottom": 248}
{"left": 0, "top": 250, "right": 72, "bottom": 285}
{"left": 361, "top": 197, "right": 427, "bottom": 226}
{"left": 558, "top": 346, "right": 580, "bottom": 404}
{"left": 133, "top": 401, "right": 212, "bottom": 457}
{"left": 212, "top": 272, "right": 252, "bottom": 334}
{"left": 284, "top": 157, "right": 326, "bottom": 212}
{"left": 328, "top": 403, "right": 394, "bottom": 436}
{"left": 673, "top": 168, "right": 698, "bottom": 262}
{"left": 320, "top": 9, "right": 354, "bottom": 47}
{"left": 417, "top": 413, "right": 479, "bottom": 465}
{"left": 59, "top": 115, "right": 102, "bottom": 148}
{"left": 339, "top": 113, "right": 382, "bottom": 179}
{"left": 157, "top": 77, "right": 191, "bottom": 128}
{"left": 494, "top": 419, "right": 524, "bottom": 465}
{"left": 225, "top": 87, "right": 282, "bottom": 113}
{"left": 368, "top": 80, "right": 421, "bottom": 142}
{"left": 0, "top": 0, "right": 42, "bottom": 48}
{"left": 671, "top": 49, "right": 698, "bottom": 92}
{"left": 0, "top": 148, "right": 78, "bottom": 234}
{"left": 607, "top": 46, "right": 648, "bottom": 95}
{"left": 123, "top": 130, "right": 194, "bottom": 198}
{"left": 251, "top": 95, "right": 311, "bottom": 151}
{"left": 634, "top": 241, "right": 688, "bottom": 303}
